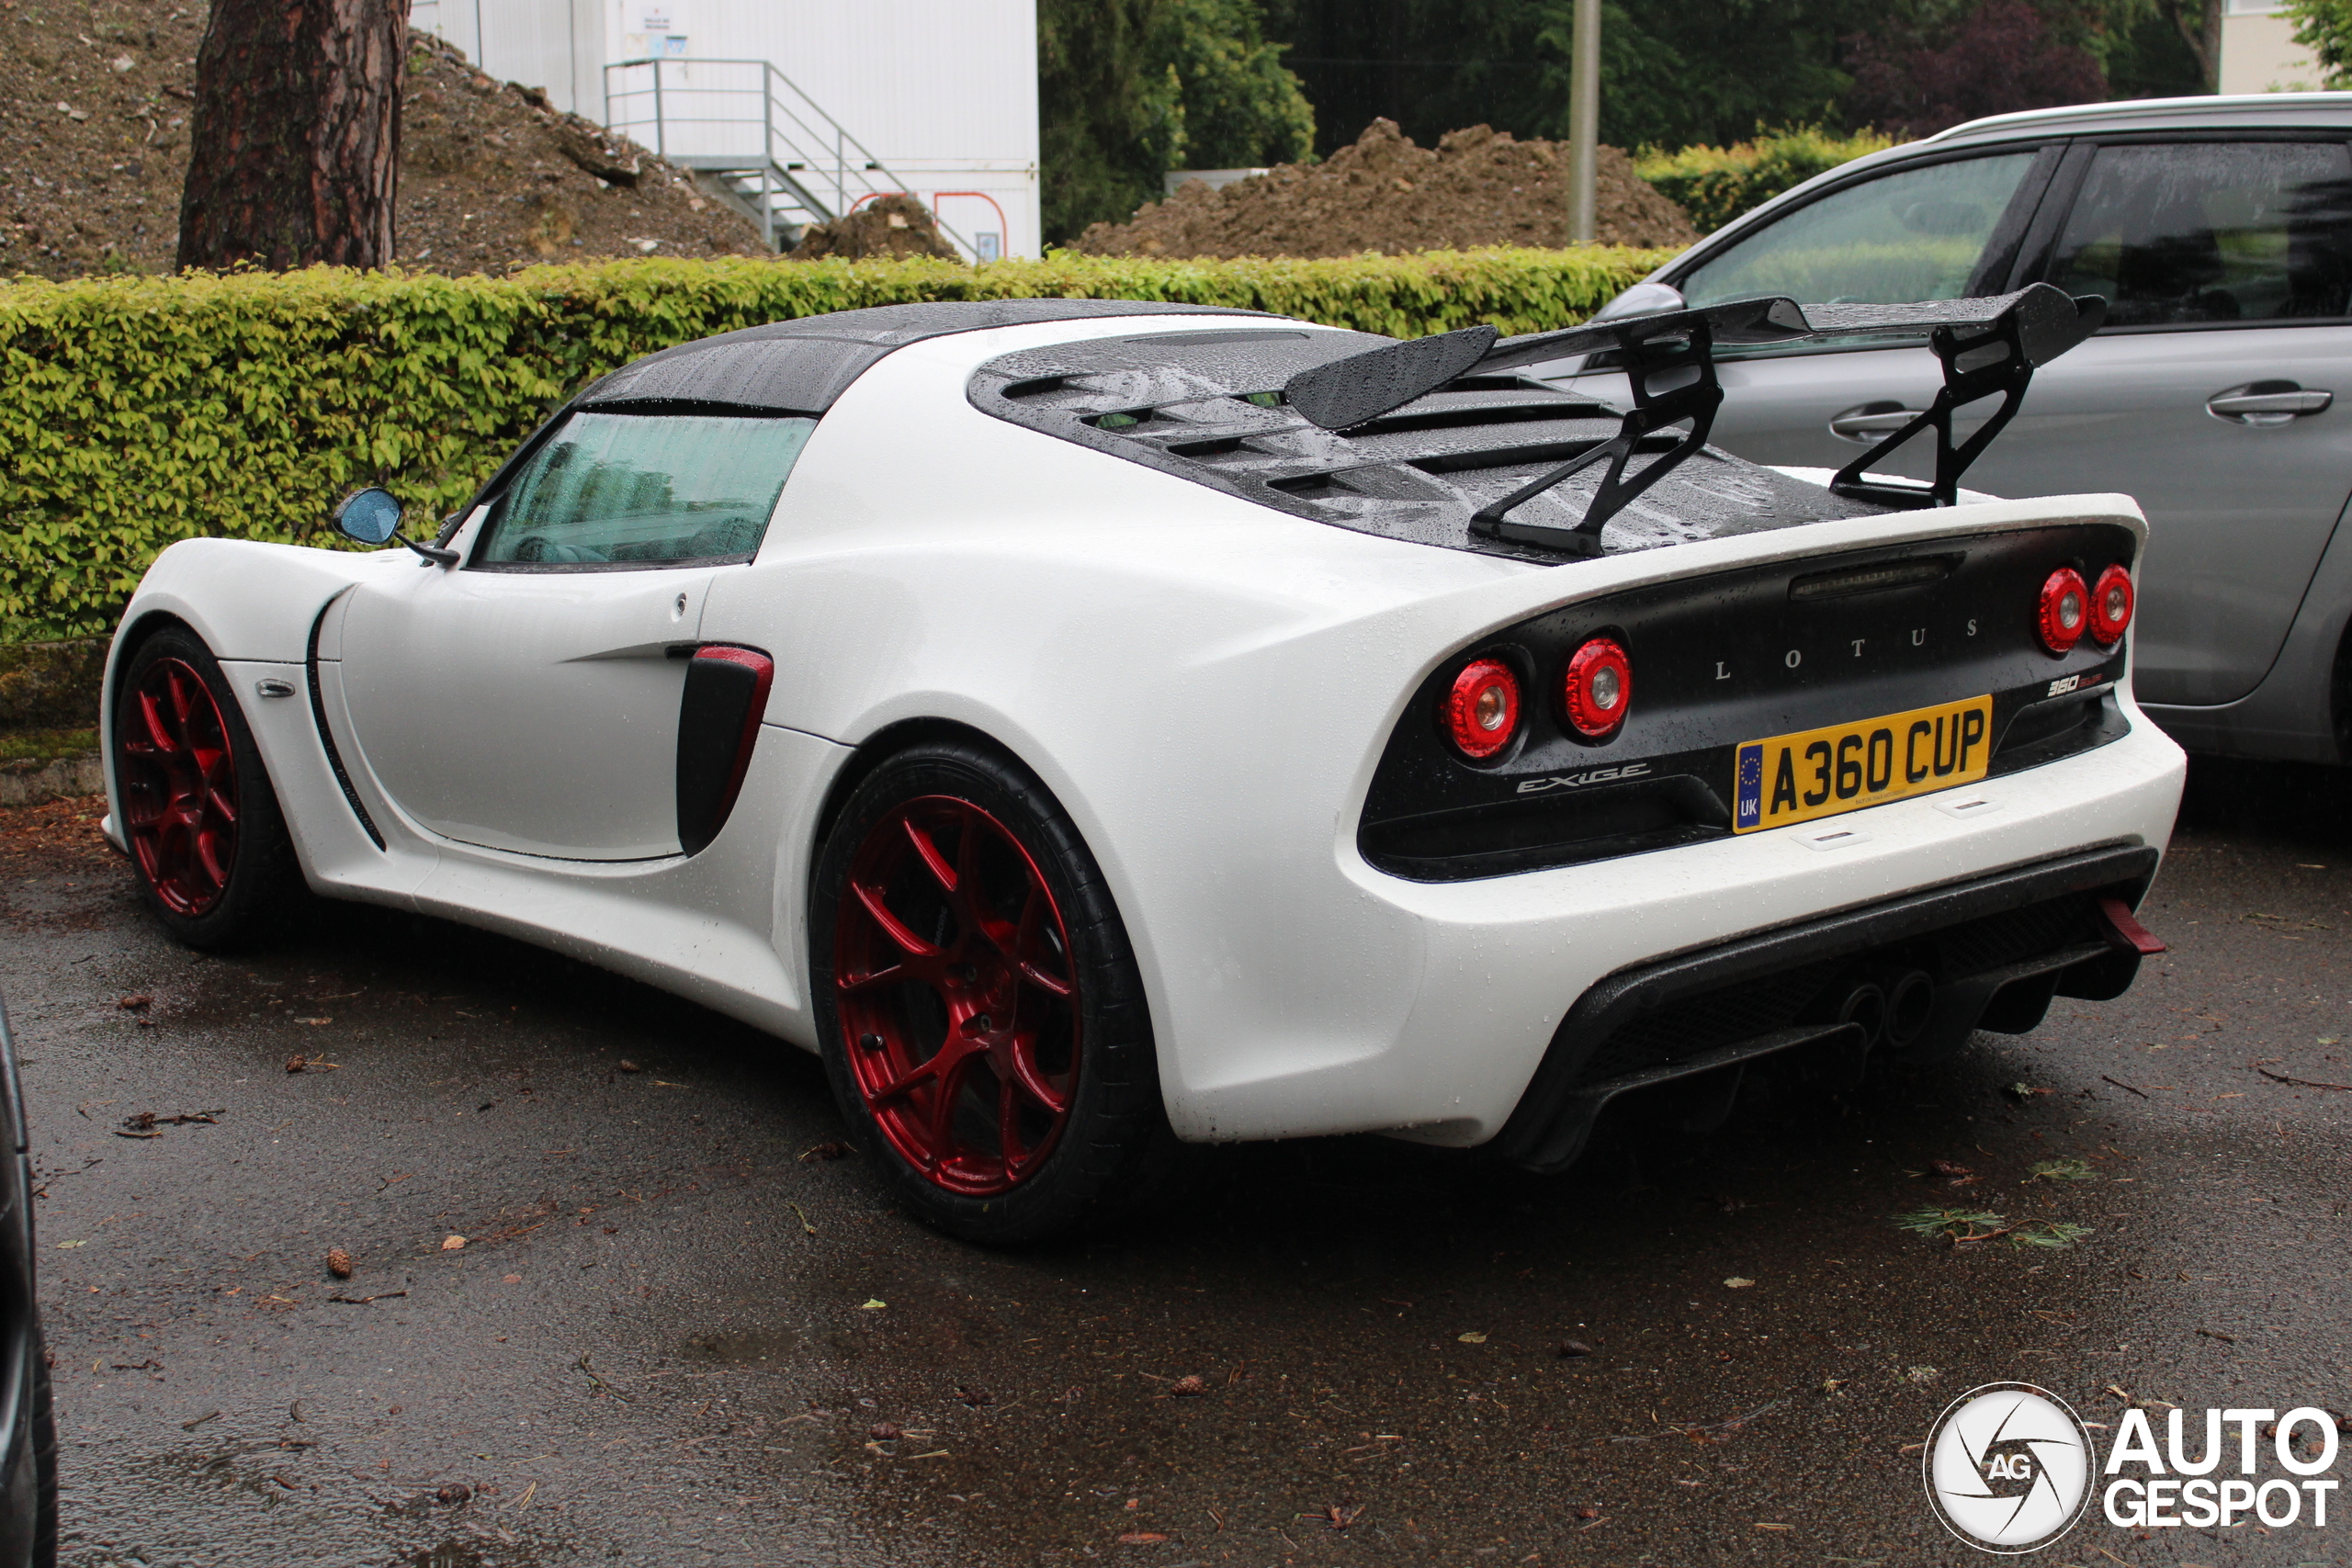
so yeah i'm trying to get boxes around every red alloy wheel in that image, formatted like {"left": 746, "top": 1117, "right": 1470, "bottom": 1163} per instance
{"left": 833, "top": 795, "right": 1081, "bottom": 1196}
{"left": 116, "top": 657, "right": 241, "bottom": 918}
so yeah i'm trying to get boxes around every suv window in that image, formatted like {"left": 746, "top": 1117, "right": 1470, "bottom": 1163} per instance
{"left": 2043, "top": 141, "right": 2352, "bottom": 327}
{"left": 476, "top": 411, "right": 817, "bottom": 569}
{"left": 1679, "top": 152, "right": 2041, "bottom": 309}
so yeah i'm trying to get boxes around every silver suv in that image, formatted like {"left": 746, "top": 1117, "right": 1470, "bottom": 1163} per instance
{"left": 1567, "top": 95, "right": 2352, "bottom": 764}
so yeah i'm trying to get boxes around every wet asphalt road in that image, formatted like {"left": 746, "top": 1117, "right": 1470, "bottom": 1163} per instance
{"left": 2, "top": 759, "right": 2348, "bottom": 1568}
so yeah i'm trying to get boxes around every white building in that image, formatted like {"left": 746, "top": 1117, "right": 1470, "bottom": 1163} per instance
{"left": 408, "top": 0, "right": 1041, "bottom": 260}
{"left": 2218, "top": 0, "right": 2327, "bottom": 94}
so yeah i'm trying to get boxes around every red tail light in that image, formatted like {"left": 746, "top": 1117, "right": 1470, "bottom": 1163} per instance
{"left": 2036, "top": 568, "right": 2089, "bottom": 655}
{"left": 1444, "top": 658, "right": 1521, "bottom": 759}
{"left": 2089, "top": 564, "right": 2133, "bottom": 645}
{"left": 1562, "top": 637, "right": 1633, "bottom": 739}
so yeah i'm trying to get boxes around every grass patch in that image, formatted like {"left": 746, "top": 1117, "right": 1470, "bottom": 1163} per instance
{"left": 0, "top": 727, "right": 97, "bottom": 764}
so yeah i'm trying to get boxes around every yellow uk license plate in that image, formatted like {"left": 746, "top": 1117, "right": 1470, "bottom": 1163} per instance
{"left": 1733, "top": 694, "right": 1993, "bottom": 834}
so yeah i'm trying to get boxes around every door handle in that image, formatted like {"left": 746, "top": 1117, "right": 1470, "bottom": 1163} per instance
{"left": 1828, "top": 402, "right": 1925, "bottom": 443}
{"left": 2206, "top": 381, "right": 2333, "bottom": 425}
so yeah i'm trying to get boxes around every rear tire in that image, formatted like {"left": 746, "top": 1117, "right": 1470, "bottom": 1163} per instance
{"left": 29, "top": 1338, "right": 55, "bottom": 1568}
{"left": 810, "top": 739, "right": 1175, "bottom": 1244}
{"left": 111, "top": 625, "right": 300, "bottom": 952}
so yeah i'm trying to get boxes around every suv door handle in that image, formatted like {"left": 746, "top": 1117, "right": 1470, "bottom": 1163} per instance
{"left": 2207, "top": 381, "right": 2333, "bottom": 425}
{"left": 1828, "top": 402, "right": 1924, "bottom": 442}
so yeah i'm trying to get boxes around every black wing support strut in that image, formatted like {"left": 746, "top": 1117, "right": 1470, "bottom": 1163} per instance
{"left": 1277, "top": 284, "right": 2104, "bottom": 554}
{"left": 1466, "top": 315, "right": 1725, "bottom": 558}
{"left": 1820, "top": 288, "right": 2107, "bottom": 510}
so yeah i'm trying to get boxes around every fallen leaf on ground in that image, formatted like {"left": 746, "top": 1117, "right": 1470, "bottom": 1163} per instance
{"left": 616, "top": 1060, "right": 643, "bottom": 1073}
{"left": 1457, "top": 1331, "right": 1487, "bottom": 1343}
{"left": 1114, "top": 1533, "right": 1168, "bottom": 1545}
{"left": 442, "top": 1235, "right": 467, "bottom": 1250}
{"left": 797, "top": 1141, "right": 850, "bottom": 1162}
{"left": 116, "top": 995, "right": 151, "bottom": 1010}
{"left": 1724, "top": 1277, "right": 1755, "bottom": 1289}
{"left": 859, "top": 1298, "right": 886, "bottom": 1310}
{"left": 1557, "top": 1339, "right": 1595, "bottom": 1358}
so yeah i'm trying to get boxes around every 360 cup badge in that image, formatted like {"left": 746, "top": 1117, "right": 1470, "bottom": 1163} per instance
{"left": 1924, "top": 1382, "right": 2096, "bottom": 1552}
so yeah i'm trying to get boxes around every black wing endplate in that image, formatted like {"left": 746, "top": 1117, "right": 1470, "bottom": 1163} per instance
{"left": 1278, "top": 283, "right": 2105, "bottom": 556}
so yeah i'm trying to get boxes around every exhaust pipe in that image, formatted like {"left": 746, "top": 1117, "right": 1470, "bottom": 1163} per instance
{"left": 1835, "top": 981, "right": 1886, "bottom": 1049}
{"left": 1883, "top": 969, "right": 1935, "bottom": 1049}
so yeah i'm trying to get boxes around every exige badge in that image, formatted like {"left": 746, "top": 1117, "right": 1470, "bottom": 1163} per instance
{"left": 1515, "top": 761, "right": 1653, "bottom": 795}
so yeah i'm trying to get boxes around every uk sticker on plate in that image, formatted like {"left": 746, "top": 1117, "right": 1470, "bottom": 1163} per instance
{"left": 1734, "top": 694, "right": 1993, "bottom": 834}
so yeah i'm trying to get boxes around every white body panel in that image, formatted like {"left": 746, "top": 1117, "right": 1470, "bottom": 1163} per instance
{"left": 107, "top": 313, "right": 2187, "bottom": 1151}
{"left": 338, "top": 562, "right": 717, "bottom": 860}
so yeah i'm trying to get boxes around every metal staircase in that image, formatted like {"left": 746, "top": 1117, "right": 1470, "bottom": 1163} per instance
{"left": 602, "top": 57, "right": 973, "bottom": 254}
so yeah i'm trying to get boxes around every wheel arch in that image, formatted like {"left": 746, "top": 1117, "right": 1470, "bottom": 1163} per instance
{"left": 807, "top": 716, "right": 1055, "bottom": 889}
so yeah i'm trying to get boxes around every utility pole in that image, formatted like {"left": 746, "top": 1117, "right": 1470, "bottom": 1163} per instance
{"left": 1566, "top": 0, "right": 1600, "bottom": 243}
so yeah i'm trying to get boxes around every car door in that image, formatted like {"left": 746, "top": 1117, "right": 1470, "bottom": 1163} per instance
{"left": 1962, "top": 137, "right": 2352, "bottom": 706}
{"left": 336, "top": 409, "right": 816, "bottom": 860}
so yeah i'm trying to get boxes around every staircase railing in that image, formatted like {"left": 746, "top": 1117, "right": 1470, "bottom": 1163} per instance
{"left": 601, "top": 57, "right": 975, "bottom": 255}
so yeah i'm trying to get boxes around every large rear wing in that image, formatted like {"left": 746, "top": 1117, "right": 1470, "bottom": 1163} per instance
{"left": 1281, "top": 285, "right": 2107, "bottom": 557}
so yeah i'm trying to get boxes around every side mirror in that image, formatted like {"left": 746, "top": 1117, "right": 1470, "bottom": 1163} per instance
{"left": 329, "top": 487, "right": 459, "bottom": 566}
{"left": 334, "top": 488, "right": 404, "bottom": 546}
{"left": 1590, "top": 280, "right": 1688, "bottom": 322}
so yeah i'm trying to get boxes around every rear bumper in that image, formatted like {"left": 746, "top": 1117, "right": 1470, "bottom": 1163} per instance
{"left": 1495, "top": 842, "right": 2158, "bottom": 1171}
{"left": 1161, "top": 705, "right": 2183, "bottom": 1146}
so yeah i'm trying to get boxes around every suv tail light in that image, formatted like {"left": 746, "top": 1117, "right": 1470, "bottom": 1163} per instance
{"left": 2036, "top": 568, "right": 2089, "bottom": 655}
{"left": 2089, "top": 564, "right": 2133, "bottom": 645}
{"left": 1444, "top": 658, "right": 1521, "bottom": 759}
{"left": 1562, "top": 637, "right": 1632, "bottom": 739}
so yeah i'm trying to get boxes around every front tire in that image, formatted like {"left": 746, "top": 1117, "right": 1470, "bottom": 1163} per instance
{"left": 111, "top": 625, "right": 300, "bottom": 951}
{"left": 811, "top": 740, "right": 1174, "bottom": 1244}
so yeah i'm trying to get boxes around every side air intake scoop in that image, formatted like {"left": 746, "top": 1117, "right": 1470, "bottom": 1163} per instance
{"left": 1279, "top": 284, "right": 2106, "bottom": 557}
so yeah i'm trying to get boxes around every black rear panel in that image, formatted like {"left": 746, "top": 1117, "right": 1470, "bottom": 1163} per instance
{"left": 1361, "top": 523, "right": 2138, "bottom": 880}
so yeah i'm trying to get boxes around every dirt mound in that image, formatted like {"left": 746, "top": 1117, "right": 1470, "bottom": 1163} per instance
{"left": 398, "top": 32, "right": 764, "bottom": 272}
{"left": 0, "top": 4, "right": 764, "bottom": 280}
{"left": 1074, "top": 119, "right": 1700, "bottom": 259}
{"left": 788, "top": 192, "right": 961, "bottom": 262}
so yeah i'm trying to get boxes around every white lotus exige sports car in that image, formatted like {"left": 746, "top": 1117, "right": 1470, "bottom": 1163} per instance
{"left": 101, "top": 291, "right": 2183, "bottom": 1241}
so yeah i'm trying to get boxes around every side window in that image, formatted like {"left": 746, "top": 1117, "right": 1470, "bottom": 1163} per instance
{"left": 2042, "top": 141, "right": 2352, "bottom": 327}
{"left": 476, "top": 411, "right": 818, "bottom": 569}
{"left": 1679, "top": 152, "right": 2041, "bottom": 309}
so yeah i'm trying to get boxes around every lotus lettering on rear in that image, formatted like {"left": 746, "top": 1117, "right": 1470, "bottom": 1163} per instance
{"left": 1515, "top": 762, "right": 1653, "bottom": 795}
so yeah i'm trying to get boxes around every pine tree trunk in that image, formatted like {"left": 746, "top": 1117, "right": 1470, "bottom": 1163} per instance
{"left": 176, "top": 0, "right": 409, "bottom": 271}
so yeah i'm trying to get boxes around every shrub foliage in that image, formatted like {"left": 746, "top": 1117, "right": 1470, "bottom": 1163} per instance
{"left": 1635, "top": 126, "right": 1898, "bottom": 233}
{"left": 0, "top": 248, "right": 1669, "bottom": 640}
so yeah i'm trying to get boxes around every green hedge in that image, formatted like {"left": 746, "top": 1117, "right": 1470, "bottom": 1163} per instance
{"left": 0, "top": 247, "right": 1669, "bottom": 641}
{"left": 1635, "top": 127, "right": 1898, "bottom": 233}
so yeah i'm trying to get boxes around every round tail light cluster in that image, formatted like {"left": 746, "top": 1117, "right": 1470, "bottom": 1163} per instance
{"left": 1444, "top": 658, "right": 1521, "bottom": 760}
{"left": 2035, "top": 567, "right": 2089, "bottom": 654}
{"left": 1563, "top": 636, "right": 1632, "bottom": 739}
{"left": 2089, "top": 564, "right": 2133, "bottom": 645}
{"left": 2037, "top": 564, "right": 2133, "bottom": 654}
